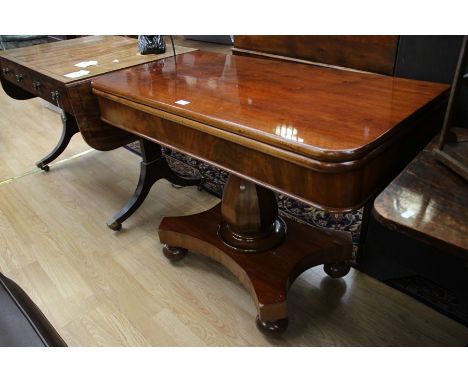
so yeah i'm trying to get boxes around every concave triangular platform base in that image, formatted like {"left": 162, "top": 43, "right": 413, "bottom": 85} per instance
{"left": 159, "top": 204, "right": 353, "bottom": 335}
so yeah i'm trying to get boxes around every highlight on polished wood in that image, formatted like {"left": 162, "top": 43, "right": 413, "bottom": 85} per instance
{"left": 218, "top": 175, "right": 286, "bottom": 253}
{"left": 92, "top": 51, "right": 447, "bottom": 160}
{"left": 93, "top": 51, "right": 448, "bottom": 211}
{"left": 373, "top": 130, "right": 468, "bottom": 258}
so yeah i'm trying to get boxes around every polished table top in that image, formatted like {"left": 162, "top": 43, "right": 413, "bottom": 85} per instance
{"left": 93, "top": 51, "right": 448, "bottom": 163}
{"left": 374, "top": 129, "right": 468, "bottom": 259}
{"left": 0, "top": 35, "right": 195, "bottom": 84}
{"left": 0, "top": 35, "right": 197, "bottom": 153}
{"left": 93, "top": 51, "right": 449, "bottom": 211}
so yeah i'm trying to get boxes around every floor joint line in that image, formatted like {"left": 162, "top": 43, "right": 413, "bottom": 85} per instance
{"left": 0, "top": 148, "right": 95, "bottom": 186}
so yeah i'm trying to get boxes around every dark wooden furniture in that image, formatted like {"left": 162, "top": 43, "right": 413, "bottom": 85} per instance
{"left": 92, "top": 51, "right": 448, "bottom": 334}
{"left": 0, "top": 35, "right": 200, "bottom": 228}
{"left": 233, "top": 36, "right": 399, "bottom": 74}
{"left": 367, "top": 131, "right": 468, "bottom": 322}
{"left": 0, "top": 272, "right": 66, "bottom": 346}
{"left": 433, "top": 36, "right": 468, "bottom": 181}
{"left": 374, "top": 129, "right": 468, "bottom": 259}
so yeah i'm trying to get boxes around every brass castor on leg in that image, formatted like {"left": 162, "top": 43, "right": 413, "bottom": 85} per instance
{"left": 162, "top": 245, "right": 188, "bottom": 262}
{"left": 107, "top": 221, "right": 122, "bottom": 231}
{"left": 37, "top": 163, "right": 50, "bottom": 172}
{"left": 324, "top": 261, "right": 351, "bottom": 278}
{"left": 256, "top": 316, "right": 289, "bottom": 336}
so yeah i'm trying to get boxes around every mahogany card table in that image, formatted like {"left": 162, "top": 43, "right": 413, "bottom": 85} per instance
{"left": 0, "top": 36, "right": 199, "bottom": 227}
{"left": 93, "top": 51, "right": 448, "bottom": 334}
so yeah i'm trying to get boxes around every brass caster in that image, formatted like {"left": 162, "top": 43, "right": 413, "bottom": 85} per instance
{"left": 107, "top": 221, "right": 122, "bottom": 231}
{"left": 37, "top": 163, "right": 50, "bottom": 172}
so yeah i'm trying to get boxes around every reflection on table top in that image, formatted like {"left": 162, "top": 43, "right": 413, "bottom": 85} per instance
{"left": 0, "top": 35, "right": 195, "bottom": 84}
{"left": 374, "top": 129, "right": 468, "bottom": 258}
{"left": 92, "top": 50, "right": 448, "bottom": 162}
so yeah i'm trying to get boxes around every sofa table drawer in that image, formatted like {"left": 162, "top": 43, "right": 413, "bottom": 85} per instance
{"left": 0, "top": 60, "right": 72, "bottom": 113}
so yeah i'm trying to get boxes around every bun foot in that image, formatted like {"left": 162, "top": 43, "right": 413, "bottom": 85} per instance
{"left": 256, "top": 316, "right": 288, "bottom": 336}
{"left": 162, "top": 245, "right": 188, "bottom": 262}
{"left": 324, "top": 261, "right": 351, "bottom": 278}
{"left": 107, "top": 221, "right": 122, "bottom": 231}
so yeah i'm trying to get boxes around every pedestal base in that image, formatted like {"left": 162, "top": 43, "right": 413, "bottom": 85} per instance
{"left": 159, "top": 204, "right": 352, "bottom": 334}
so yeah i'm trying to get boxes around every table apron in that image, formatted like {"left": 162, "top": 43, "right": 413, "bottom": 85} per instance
{"left": 0, "top": 58, "right": 72, "bottom": 113}
{"left": 95, "top": 93, "right": 443, "bottom": 212}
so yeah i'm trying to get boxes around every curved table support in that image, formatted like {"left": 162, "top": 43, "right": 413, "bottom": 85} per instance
{"left": 107, "top": 139, "right": 201, "bottom": 230}
{"left": 36, "top": 111, "right": 79, "bottom": 171}
{"left": 1, "top": 79, "right": 79, "bottom": 171}
{"left": 159, "top": 174, "right": 352, "bottom": 335}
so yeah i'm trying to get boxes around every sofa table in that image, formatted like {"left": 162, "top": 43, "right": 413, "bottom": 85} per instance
{"left": 0, "top": 35, "right": 200, "bottom": 228}
{"left": 92, "top": 51, "right": 449, "bottom": 334}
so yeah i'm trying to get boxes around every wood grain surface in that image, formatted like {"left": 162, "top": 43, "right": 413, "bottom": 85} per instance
{"left": 93, "top": 51, "right": 447, "bottom": 211}
{"left": 233, "top": 35, "right": 399, "bottom": 74}
{"left": 373, "top": 129, "right": 468, "bottom": 259}
{"left": 92, "top": 51, "right": 448, "bottom": 163}
{"left": 66, "top": 79, "right": 136, "bottom": 151}
{"left": 0, "top": 36, "right": 197, "bottom": 151}
{"left": 0, "top": 35, "right": 196, "bottom": 84}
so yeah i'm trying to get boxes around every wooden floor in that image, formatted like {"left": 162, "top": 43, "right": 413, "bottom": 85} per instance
{"left": 1, "top": 38, "right": 468, "bottom": 346}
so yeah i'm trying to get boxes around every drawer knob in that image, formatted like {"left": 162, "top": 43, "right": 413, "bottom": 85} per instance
{"left": 1, "top": 67, "right": 10, "bottom": 75}
{"left": 16, "top": 73, "right": 24, "bottom": 82}
{"left": 32, "top": 81, "right": 41, "bottom": 90}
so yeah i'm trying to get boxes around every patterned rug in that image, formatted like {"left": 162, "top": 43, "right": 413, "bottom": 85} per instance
{"left": 126, "top": 141, "right": 363, "bottom": 258}
{"left": 387, "top": 275, "right": 468, "bottom": 327}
